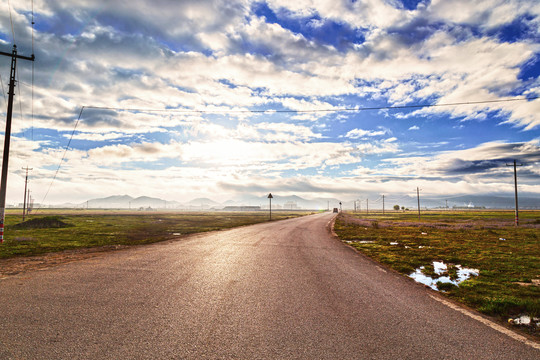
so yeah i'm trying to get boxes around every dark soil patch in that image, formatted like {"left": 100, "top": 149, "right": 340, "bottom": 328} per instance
{"left": 11, "top": 216, "right": 72, "bottom": 230}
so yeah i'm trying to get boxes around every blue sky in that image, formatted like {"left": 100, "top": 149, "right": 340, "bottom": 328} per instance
{"left": 0, "top": 0, "right": 539, "bottom": 205}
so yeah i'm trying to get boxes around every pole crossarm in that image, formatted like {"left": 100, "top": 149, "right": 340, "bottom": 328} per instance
{"left": 0, "top": 50, "right": 35, "bottom": 61}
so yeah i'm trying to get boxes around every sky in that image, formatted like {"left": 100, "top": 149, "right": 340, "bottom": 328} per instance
{"left": 0, "top": 0, "right": 539, "bottom": 206}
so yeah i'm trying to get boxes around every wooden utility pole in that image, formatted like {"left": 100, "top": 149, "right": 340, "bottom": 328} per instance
{"left": 382, "top": 195, "right": 385, "bottom": 215}
{"left": 0, "top": 45, "right": 35, "bottom": 243}
{"left": 22, "top": 166, "right": 32, "bottom": 221}
{"left": 506, "top": 160, "right": 522, "bottom": 226}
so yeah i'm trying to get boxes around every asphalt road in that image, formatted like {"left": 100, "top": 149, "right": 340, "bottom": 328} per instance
{"left": 0, "top": 212, "right": 538, "bottom": 359}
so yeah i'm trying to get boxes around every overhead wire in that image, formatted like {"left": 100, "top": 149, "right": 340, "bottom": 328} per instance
{"left": 31, "top": 0, "right": 35, "bottom": 141}
{"left": 81, "top": 95, "right": 540, "bottom": 115}
{"left": 35, "top": 107, "right": 84, "bottom": 213}
{"left": 7, "top": 0, "right": 16, "bottom": 44}
{"left": 16, "top": 67, "right": 25, "bottom": 138}
{"left": 0, "top": 74, "right": 6, "bottom": 105}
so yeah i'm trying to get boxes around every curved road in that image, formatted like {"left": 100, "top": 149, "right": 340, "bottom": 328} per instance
{"left": 0, "top": 212, "right": 538, "bottom": 359}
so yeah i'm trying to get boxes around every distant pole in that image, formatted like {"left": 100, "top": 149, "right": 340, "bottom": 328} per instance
{"left": 417, "top": 187, "right": 421, "bottom": 220}
{"left": 446, "top": 199, "right": 448, "bottom": 210}
{"left": 27, "top": 190, "right": 31, "bottom": 214}
{"left": 22, "top": 167, "right": 32, "bottom": 221}
{"left": 354, "top": 200, "right": 356, "bottom": 212}
{"left": 268, "top": 193, "right": 273, "bottom": 220}
{"left": 506, "top": 160, "right": 522, "bottom": 226}
{"left": 382, "top": 195, "right": 385, "bottom": 215}
{"left": 366, "top": 199, "right": 368, "bottom": 214}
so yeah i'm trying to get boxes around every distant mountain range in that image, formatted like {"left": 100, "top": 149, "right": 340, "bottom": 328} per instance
{"left": 51, "top": 193, "right": 540, "bottom": 210}
{"left": 75, "top": 195, "right": 181, "bottom": 209}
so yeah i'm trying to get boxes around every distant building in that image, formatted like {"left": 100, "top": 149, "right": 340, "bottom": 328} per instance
{"left": 222, "top": 206, "right": 261, "bottom": 211}
{"left": 261, "top": 204, "right": 282, "bottom": 210}
{"left": 283, "top": 201, "right": 300, "bottom": 210}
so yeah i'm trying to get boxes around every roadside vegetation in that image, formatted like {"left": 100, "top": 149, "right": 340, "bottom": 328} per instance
{"left": 334, "top": 210, "right": 540, "bottom": 337}
{"left": 0, "top": 209, "right": 312, "bottom": 259}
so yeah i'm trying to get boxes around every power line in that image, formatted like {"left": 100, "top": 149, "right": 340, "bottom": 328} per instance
{"left": 7, "top": 0, "right": 16, "bottom": 44}
{"left": 16, "top": 67, "right": 25, "bottom": 136}
{"left": 35, "top": 107, "right": 84, "bottom": 212}
{"left": 31, "top": 61, "right": 34, "bottom": 141}
{"left": 80, "top": 95, "right": 539, "bottom": 115}
{"left": 31, "top": 0, "right": 35, "bottom": 141}
{"left": 0, "top": 74, "right": 6, "bottom": 104}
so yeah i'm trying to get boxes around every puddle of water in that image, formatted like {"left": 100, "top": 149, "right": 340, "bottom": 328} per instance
{"left": 345, "top": 240, "right": 374, "bottom": 244}
{"left": 172, "top": 233, "right": 181, "bottom": 236}
{"left": 390, "top": 242, "right": 399, "bottom": 245}
{"left": 409, "top": 261, "right": 479, "bottom": 291}
{"left": 510, "top": 315, "right": 540, "bottom": 327}
{"left": 433, "top": 261, "right": 447, "bottom": 275}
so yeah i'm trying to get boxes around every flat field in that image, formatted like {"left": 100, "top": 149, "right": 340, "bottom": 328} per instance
{"left": 334, "top": 210, "right": 540, "bottom": 337}
{"left": 0, "top": 209, "right": 312, "bottom": 259}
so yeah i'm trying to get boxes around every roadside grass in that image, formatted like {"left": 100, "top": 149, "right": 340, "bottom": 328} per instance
{"left": 334, "top": 210, "right": 540, "bottom": 337}
{"left": 0, "top": 209, "right": 313, "bottom": 259}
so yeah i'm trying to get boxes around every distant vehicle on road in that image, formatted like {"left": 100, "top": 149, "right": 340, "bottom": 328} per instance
{"left": 333, "top": 208, "right": 339, "bottom": 213}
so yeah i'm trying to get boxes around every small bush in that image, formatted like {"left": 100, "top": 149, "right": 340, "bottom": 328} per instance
{"left": 10, "top": 216, "right": 71, "bottom": 230}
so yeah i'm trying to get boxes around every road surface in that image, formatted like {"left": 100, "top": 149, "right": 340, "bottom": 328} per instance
{"left": 0, "top": 212, "right": 538, "bottom": 359}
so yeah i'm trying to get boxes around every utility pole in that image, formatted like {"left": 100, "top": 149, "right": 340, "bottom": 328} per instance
{"left": 268, "top": 193, "right": 273, "bottom": 220}
{"left": 354, "top": 200, "right": 357, "bottom": 212}
{"left": 382, "top": 195, "right": 385, "bottom": 215}
{"left": 22, "top": 167, "right": 32, "bottom": 221}
{"left": 416, "top": 187, "right": 421, "bottom": 220}
{"left": 366, "top": 198, "right": 369, "bottom": 214}
{"left": 0, "top": 45, "right": 35, "bottom": 243}
{"left": 506, "top": 160, "right": 522, "bottom": 226}
{"left": 446, "top": 199, "right": 448, "bottom": 210}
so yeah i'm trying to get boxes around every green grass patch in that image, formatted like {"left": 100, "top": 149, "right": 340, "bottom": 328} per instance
{"left": 335, "top": 210, "right": 540, "bottom": 336}
{"left": 1, "top": 209, "right": 311, "bottom": 259}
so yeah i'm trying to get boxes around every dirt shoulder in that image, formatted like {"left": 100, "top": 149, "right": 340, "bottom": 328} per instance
{"left": 0, "top": 245, "right": 129, "bottom": 278}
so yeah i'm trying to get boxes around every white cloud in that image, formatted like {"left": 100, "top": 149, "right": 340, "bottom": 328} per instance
{"left": 344, "top": 128, "right": 388, "bottom": 139}
{"left": 2, "top": 0, "right": 540, "bottom": 205}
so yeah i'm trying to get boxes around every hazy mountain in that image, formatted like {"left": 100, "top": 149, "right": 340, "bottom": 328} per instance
{"left": 187, "top": 198, "right": 220, "bottom": 206}
{"left": 80, "top": 195, "right": 178, "bottom": 209}
{"left": 85, "top": 195, "right": 133, "bottom": 208}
